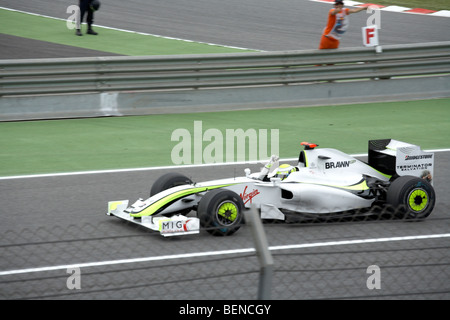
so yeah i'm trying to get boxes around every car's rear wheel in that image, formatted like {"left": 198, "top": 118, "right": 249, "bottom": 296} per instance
{"left": 198, "top": 189, "right": 244, "bottom": 236}
{"left": 386, "top": 176, "right": 435, "bottom": 220}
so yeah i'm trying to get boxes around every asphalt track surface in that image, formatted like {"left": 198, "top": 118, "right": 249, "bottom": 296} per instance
{"left": 0, "top": 33, "right": 121, "bottom": 59}
{"left": 2, "top": 0, "right": 450, "bottom": 56}
{"left": 1, "top": 1, "right": 450, "bottom": 300}
{"left": 1, "top": 153, "right": 449, "bottom": 299}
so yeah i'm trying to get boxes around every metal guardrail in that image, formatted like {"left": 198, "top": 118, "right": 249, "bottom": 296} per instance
{"left": 1, "top": 42, "right": 450, "bottom": 97}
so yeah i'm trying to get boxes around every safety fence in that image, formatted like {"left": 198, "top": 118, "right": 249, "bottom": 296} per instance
{"left": 1, "top": 210, "right": 449, "bottom": 300}
{"left": 1, "top": 41, "right": 450, "bottom": 121}
{"left": 1, "top": 41, "right": 450, "bottom": 96}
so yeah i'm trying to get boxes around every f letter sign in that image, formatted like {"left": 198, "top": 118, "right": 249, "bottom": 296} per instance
{"left": 362, "top": 25, "right": 379, "bottom": 47}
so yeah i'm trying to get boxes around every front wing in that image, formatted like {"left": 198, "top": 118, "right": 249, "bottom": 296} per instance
{"left": 107, "top": 200, "right": 200, "bottom": 237}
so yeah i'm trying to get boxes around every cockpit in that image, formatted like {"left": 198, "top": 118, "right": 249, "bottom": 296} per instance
{"left": 268, "top": 164, "right": 299, "bottom": 181}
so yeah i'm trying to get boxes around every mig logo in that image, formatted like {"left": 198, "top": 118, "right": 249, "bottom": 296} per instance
{"left": 159, "top": 219, "right": 194, "bottom": 234}
{"left": 161, "top": 220, "right": 185, "bottom": 230}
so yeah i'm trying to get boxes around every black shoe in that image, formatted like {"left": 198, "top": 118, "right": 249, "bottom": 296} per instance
{"left": 75, "top": 29, "right": 82, "bottom": 36}
{"left": 87, "top": 28, "right": 98, "bottom": 35}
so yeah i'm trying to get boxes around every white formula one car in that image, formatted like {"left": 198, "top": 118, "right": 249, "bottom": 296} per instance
{"left": 106, "top": 139, "right": 435, "bottom": 237}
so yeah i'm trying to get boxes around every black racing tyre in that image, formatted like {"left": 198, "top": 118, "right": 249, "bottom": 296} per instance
{"left": 150, "top": 173, "right": 193, "bottom": 216}
{"left": 198, "top": 189, "right": 244, "bottom": 236}
{"left": 150, "top": 172, "right": 193, "bottom": 196}
{"left": 386, "top": 176, "right": 435, "bottom": 220}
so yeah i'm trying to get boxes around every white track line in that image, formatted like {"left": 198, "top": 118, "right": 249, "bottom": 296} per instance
{"left": 1, "top": 149, "right": 448, "bottom": 181}
{"left": 1, "top": 233, "right": 449, "bottom": 276}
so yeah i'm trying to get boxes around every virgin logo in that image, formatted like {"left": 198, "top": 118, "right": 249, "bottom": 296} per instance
{"left": 240, "top": 186, "right": 260, "bottom": 205}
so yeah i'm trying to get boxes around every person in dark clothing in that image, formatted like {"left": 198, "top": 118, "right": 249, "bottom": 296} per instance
{"left": 76, "top": 0, "right": 99, "bottom": 36}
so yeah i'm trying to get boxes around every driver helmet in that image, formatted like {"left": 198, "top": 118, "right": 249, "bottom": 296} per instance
{"left": 274, "top": 164, "right": 298, "bottom": 180}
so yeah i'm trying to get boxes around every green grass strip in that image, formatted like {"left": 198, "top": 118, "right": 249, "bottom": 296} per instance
{"left": 0, "top": 8, "right": 252, "bottom": 56}
{"left": 0, "top": 99, "right": 449, "bottom": 176}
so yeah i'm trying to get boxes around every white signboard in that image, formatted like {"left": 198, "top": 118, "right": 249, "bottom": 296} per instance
{"left": 362, "top": 25, "right": 379, "bottom": 47}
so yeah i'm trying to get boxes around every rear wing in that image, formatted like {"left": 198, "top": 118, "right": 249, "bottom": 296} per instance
{"left": 368, "top": 139, "right": 434, "bottom": 184}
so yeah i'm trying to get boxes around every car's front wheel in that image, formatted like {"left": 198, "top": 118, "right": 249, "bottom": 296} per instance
{"left": 198, "top": 189, "right": 244, "bottom": 236}
{"left": 150, "top": 172, "right": 193, "bottom": 215}
{"left": 150, "top": 172, "right": 193, "bottom": 196}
